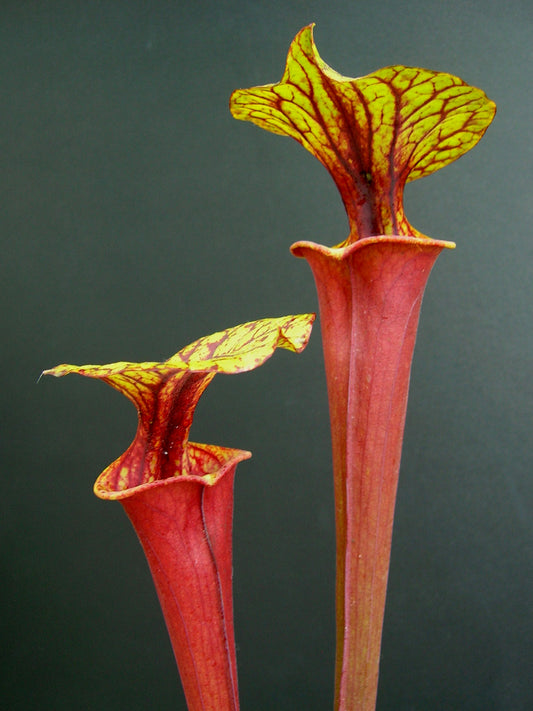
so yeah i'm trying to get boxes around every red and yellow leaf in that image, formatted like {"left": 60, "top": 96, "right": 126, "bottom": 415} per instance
{"left": 230, "top": 24, "right": 496, "bottom": 243}
{"left": 170, "top": 313, "right": 315, "bottom": 372}
{"left": 43, "top": 314, "right": 315, "bottom": 492}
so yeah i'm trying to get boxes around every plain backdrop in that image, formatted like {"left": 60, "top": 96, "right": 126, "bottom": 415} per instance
{"left": 2, "top": 1, "right": 531, "bottom": 710}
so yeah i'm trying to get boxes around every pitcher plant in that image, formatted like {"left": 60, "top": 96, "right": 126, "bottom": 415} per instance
{"left": 231, "top": 24, "right": 495, "bottom": 710}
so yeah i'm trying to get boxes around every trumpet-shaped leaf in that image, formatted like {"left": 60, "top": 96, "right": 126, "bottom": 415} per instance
{"left": 292, "top": 236, "right": 449, "bottom": 711}
{"left": 231, "top": 24, "right": 495, "bottom": 711}
{"left": 43, "top": 313, "right": 315, "bottom": 711}
{"left": 231, "top": 23, "right": 496, "bottom": 244}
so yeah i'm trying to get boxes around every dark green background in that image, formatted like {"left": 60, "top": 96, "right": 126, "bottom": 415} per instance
{"left": 2, "top": 1, "right": 531, "bottom": 709}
